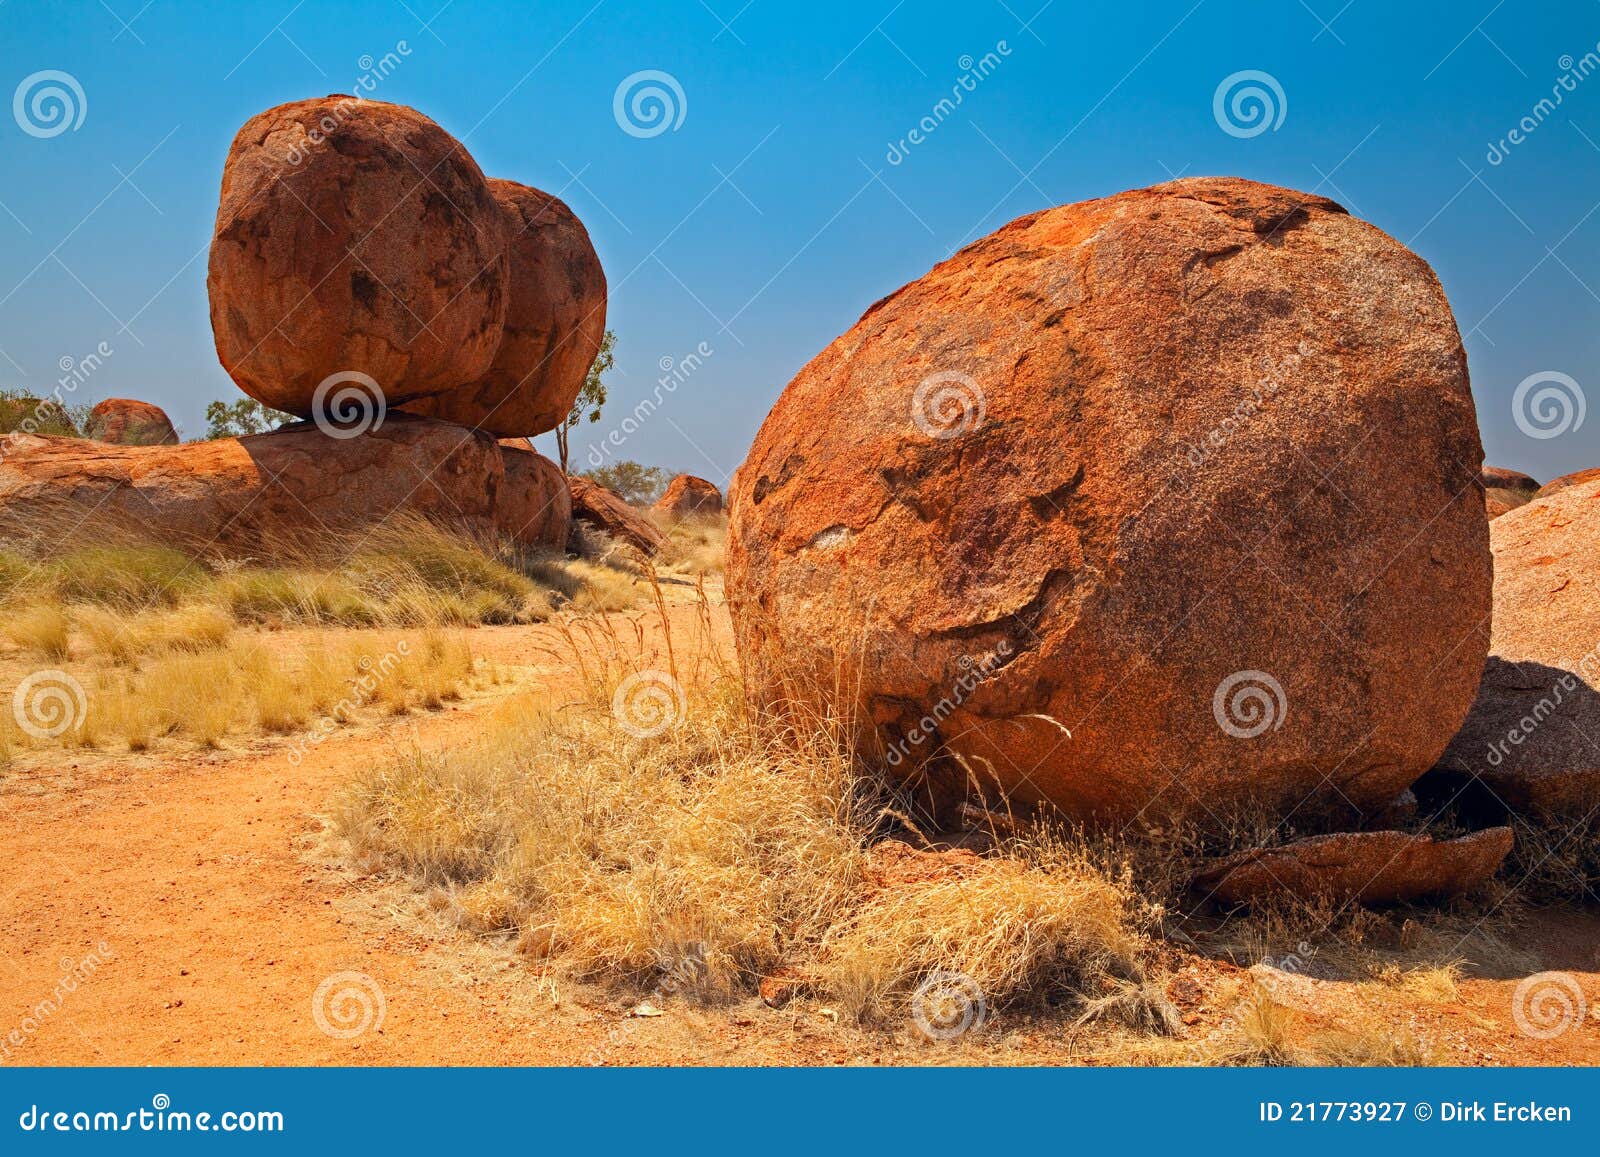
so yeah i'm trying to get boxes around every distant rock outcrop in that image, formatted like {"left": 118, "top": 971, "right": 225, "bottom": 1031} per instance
{"left": 0, "top": 415, "right": 568, "bottom": 552}
{"left": 1536, "top": 466, "right": 1600, "bottom": 498}
{"left": 1480, "top": 465, "right": 1539, "bottom": 520}
{"left": 569, "top": 475, "right": 666, "bottom": 555}
{"left": 728, "top": 177, "right": 1491, "bottom": 827}
{"left": 1435, "top": 476, "right": 1600, "bottom": 818}
{"left": 1481, "top": 465, "right": 1539, "bottom": 494}
{"left": 652, "top": 474, "right": 723, "bottom": 520}
{"left": 85, "top": 398, "right": 179, "bottom": 446}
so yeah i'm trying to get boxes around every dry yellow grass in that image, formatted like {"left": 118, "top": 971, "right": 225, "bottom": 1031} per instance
{"left": 1, "top": 630, "right": 479, "bottom": 755}
{"left": 75, "top": 604, "right": 234, "bottom": 663}
{"left": 4, "top": 603, "right": 72, "bottom": 660}
{"left": 650, "top": 513, "right": 727, "bottom": 577}
{"left": 816, "top": 845, "right": 1145, "bottom": 1025}
{"left": 338, "top": 640, "right": 1162, "bottom": 1030}
{"left": 0, "top": 513, "right": 656, "bottom": 633}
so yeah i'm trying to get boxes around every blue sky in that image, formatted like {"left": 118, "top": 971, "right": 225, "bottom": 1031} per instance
{"left": 2, "top": 0, "right": 1598, "bottom": 484}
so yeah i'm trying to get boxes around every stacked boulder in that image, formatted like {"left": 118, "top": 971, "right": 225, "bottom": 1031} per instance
{"left": 728, "top": 177, "right": 1508, "bottom": 900}
{"left": 0, "top": 97, "right": 601, "bottom": 552}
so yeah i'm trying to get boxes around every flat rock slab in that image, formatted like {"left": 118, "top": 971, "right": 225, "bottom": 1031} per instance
{"left": 569, "top": 475, "right": 666, "bottom": 555}
{"left": 0, "top": 415, "right": 569, "bottom": 552}
{"left": 1192, "top": 827, "right": 1513, "bottom": 907}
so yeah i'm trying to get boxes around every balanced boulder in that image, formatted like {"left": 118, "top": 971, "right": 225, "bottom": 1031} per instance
{"left": 85, "top": 398, "right": 178, "bottom": 446}
{"left": 1434, "top": 476, "right": 1600, "bottom": 818}
{"left": 400, "top": 178, "right": 605, "bottom": 437}
{"left": 0, "top": 414, "right": 567, "bottom": 552}
{"left": 207, "top": 97, "right": 508, "bottom": 418}
{"left": 652, "top": 474, "right": 723, "bottom": 520}
{"left": 728, "top": 177, "right": 1491, "bottom": 826}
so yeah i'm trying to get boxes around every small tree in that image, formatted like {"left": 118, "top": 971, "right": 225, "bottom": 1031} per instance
{"left": 203, "top": 398, "right": 293, "bottom": 440}
{"left": 581, "top": 461, "right": 670, "bottom": 504}
{"left": 557, "top": 328, "right": 614, "bottom": 474}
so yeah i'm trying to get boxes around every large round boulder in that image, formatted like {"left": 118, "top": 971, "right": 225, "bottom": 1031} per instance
{"left": 400, "top": 178, "right": 605, "bottom": 437}
{"left": 498, "top": 438, "right": 572, "bottom": 549}
{"left": 207, "top": 97, "right": 508, "bottom": 418}
{"left": 728, "top": 177, "right": 1491, "bottom": 827}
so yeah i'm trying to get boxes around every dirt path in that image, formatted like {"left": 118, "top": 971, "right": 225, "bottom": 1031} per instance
{"left": 1, "top": 612, "right": 1597, "bottom": 1067}
{"left": 0, "top": 612, "right": 843, "bottom": 1066}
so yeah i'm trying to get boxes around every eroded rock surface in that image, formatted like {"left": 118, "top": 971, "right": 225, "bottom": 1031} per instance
{"left": 1435, "top": 477, "right": 1600, "bottom": 818}
{"left": 400, "top": 178, "right": 605, "bottom": 437}
{"left": 728, "top": 177, "right": 1491, "bottom": 826}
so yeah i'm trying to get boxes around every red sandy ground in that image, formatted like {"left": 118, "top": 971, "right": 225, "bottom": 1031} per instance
{"left": 1, "top": 609, "right": 1597, "bottom": 1067}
